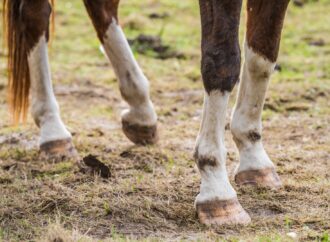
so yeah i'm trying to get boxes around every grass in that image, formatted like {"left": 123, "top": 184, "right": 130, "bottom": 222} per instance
{"left": 0, "top": 0, "right": 330, "bottom": 241}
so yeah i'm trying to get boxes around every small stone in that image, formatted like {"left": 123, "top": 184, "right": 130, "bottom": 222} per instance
{"left": 287, "top": 232, "right": 297, "bottom": 239}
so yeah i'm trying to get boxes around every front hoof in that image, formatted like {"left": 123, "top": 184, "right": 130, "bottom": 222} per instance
{"left": 196, "top": 198, "right": 251, "bottom": 226}
{"left": 122, "top": 120, "right": 158, "bottom": 145}
{"left": 235, "top": 167, "right": 282, "bottom": 189}
{"left": 40, "top": 138, "right": 77, "bottom": 160}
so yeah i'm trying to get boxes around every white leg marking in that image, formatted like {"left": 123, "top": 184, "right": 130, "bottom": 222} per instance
{"left": 28, "top": 36, "right": 71, "bottom": 145}
{"left": 102, "top": 19, "right": 157, "bottom": 126}
{"left": 231, "top": 43, "right": 276, "bottom": 172}
{"left": 195, "top": 91, "right": 236, "bottom": 203}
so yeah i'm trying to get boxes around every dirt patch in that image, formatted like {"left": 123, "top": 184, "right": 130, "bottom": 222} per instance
{"left": 148, "top": 12, "right": 170, "bottom": 19}
{"left": 80, "top": 155, "right": 111, "bottom": 179}
{"left": 129, "top": 34, "right": 185, "bottom": 59}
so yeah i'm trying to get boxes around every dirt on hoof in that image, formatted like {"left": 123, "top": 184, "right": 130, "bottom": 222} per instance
{"left": 81, "top": 155, "right": 111, "bottom": 179}
{"left": 235, "top": 167, "right": 282, "bottom": 189}
{"left": 122, "top": 120, "right": 159, "bottom": 145}
{"left": 196, "top": 198, "right": 251, "bottom": 226}
{"left": 39, "top": 138, "right": 78, "bottom": 161}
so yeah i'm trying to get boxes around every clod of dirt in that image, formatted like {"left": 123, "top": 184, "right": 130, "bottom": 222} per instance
{"left": 81, "top": 155, "right": 111, "bottom": 178}
{"left": 308, "top": 39, "right": 325, "bottom": 47}
{"left": 1, "top": 163, "right": 17, "bottom": 171}
{"left": 148, "top": 12, "right": 169, "bottom": 19}
{"left": 0, "top": 177, "right": 13, "bottom": 184}
{"left": 293, "top": 0, "right": 304, "bottom": 7}
{"left": 264, "top": 103, "right": 279, "bottom": 112}
{"left": 128, "top": 34, "right": 185, "bottom": 60}
{"left": 52, "top": 238, "right": 64, "bottom": 242}
{"left": 285, "top": 103, "right": 310, "bottom": 112}
{"left": 120, "top": 150, "right": 132, "bottom": 158}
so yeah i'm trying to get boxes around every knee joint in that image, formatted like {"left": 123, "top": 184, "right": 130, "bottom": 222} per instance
{"left": 201, "top": 44, "right": 241, "bottom": 93}
{"left": 83, "top": 0, "right": 120, "bottom": 41}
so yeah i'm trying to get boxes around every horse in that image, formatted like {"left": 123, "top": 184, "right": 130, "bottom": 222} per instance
{"left": 2, "top": 0, "right": 290, "bottom": 226}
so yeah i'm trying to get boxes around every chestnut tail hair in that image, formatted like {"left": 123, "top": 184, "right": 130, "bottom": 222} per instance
{"left": 3, "top": 0, "right": 55, "bottom": 123}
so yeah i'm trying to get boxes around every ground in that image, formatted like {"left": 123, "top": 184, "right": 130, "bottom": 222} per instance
{"left": 0, "top": 0, "right": 329, "bottom": 241}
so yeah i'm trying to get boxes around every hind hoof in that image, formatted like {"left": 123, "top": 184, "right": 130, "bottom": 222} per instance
{"left": 196, "top": 198, "right": 251, "bottom": 226}
{"left": 40, "top": 138, "right": 77, "bottom": 160}
{"left": 235, "top": 167, "right": 282, "bottom": 189}
{"left": 122, "top": 120, "right": 158, "bottom": 145}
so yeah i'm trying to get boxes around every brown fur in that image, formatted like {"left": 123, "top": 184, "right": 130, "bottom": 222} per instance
{"left": 3, "top": 0, "right": 54, "bottom": 123}
{"left": 247, "top": 130, "right": 261, "bottom": 142}
{"left": 246, "top": 0, "right": 290, "bottom": 62}
{"left": 83, "top": 0, "right": 120, "bottom": 42}
{"left": 198, "top": 0, "right": 243, "bottom": 93}
{"left": 194, "top": 151, "right": 218, "bottom": 171}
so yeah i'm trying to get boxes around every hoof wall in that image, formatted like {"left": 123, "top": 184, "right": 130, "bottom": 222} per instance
{"left": 40, "top": 138, "right": 77, "bottom": 160}
{"left": 235, "top": 167, "right": 282, "bottom": 189}
{"left": 122, "top": 120, "right": 158, "bottom": 145}
{"left": 196, "top": 198, "right": 251, "bottom": 226}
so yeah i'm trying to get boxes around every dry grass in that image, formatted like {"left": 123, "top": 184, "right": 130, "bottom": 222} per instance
{"left": 0, "top": 0, "right": 330, "bottom": 241}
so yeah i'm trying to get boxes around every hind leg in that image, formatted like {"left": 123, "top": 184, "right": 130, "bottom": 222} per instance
{"left": 84, "top": 0, "right": 158, "bottom": 145}
{"left": 20, "top": 1, "right": 75, "bottom": 158}
{"left": 231, "top": 0, "right": 289, "bottom": 188}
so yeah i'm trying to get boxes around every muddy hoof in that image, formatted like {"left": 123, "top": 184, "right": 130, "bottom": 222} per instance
{"left": 196, "top": 198, "right": 251, "bottom": 226}
{"left": 235, "top": 167, "right": 282, "bottom": 189}
{"left": 122, "top": 120, "right": 158, "bottom": 145}
{"left": 40, "top": 138, "right": 77, "bottom": 160}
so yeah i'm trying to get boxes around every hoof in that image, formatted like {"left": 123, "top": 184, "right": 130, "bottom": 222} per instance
{"left": 40, "top": 138, "right": 77, "bottom": 160}
{"left": 235, "top": 167, "right": 282, "bottom": 189}
{"left": 196, "top": 198, "right": 251, "bottom": 226}
{"left": 122, "top": 120, "right": 158, "bottom": 145}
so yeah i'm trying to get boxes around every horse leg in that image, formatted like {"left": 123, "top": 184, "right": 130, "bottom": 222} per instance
{"left": 4, "top": 0, "right": 75, "bottom": 158}
{"left": 231, "top": 0, "right": 289, "bottom": 188}
{"left": 83, "top": 0, "right": 158, "bottom": 145}
{"left": 195, "top": 0, "right": 251, "bottom": 225}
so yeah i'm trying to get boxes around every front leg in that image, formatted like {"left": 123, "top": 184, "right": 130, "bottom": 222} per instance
{"left": 195, "top": 92, "right": 251, "bottom": 225}
{"left": 84, "top": 0, "right": 158, "bottom": 145}
{"left": 231, "top": 0, "right": 290, "bottom": 188}
{"left": 195, "top": 0, "right": 250, "bottom": 225}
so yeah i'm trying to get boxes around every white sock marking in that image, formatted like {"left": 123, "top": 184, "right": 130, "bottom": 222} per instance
{"left": 102, "top": 19, "right": 157, "bottom": 126}
{"left": 28, "top": 36, "right": 71, "bottom": 145}
{"left": 195, "top": 91, "right": 237, "bottom": 203}
{"left": 231, "top": 43, "right": 276, "bottom": 172}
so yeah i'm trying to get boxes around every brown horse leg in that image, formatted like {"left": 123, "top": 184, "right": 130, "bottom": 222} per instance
{"left": 195, "top": 0, "right": 251, "bottom": 226}
{"left": 4, "top": 0, "right": 76, "bottom": 159}
{"left": 231, "top": 0, "right": 289, "bottom": 189}
{"left": 83, "top": 0, "right": 158, "bottom": 145}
